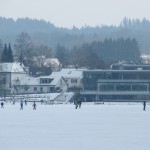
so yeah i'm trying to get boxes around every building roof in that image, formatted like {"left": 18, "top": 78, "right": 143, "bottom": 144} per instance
{"left": 0, "top": 62, "right": 26, "bottom": 73}
{"left": 19, "top": 75, "right": 39, "bottom": 85}
{"left": 53, "top": 68, "right": 84, "bottom": 78}
{"left": 11, "top": 68, "right": 85, "bottom": 86}
{"left": 49, "top": 68, "right": 85, "bottom": 86}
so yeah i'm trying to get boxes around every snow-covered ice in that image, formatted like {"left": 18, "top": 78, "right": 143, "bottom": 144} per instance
{"left": 0, "top": 103, "right": 150, "bottom": 150}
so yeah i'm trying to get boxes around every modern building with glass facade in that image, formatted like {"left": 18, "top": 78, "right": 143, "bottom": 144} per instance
{"left": 81, "top": 69, "right": 150, "bottom": 102}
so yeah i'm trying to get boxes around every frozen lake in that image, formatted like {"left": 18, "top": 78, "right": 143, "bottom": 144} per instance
{"left": 0, "top": 103, "right": 150, "bottom": 150}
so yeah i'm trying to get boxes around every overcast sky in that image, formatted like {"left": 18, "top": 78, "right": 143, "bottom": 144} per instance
{"left": 1, "top": 0, "right": 150, "bottom": 28}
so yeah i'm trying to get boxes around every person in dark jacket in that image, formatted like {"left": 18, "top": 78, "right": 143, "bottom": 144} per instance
{"left": 1, "top": 102, "right": 4, "bottom": 108}
{"left": 12, "top": 100, "right": 15, "bottom": 105}
{"left": 74, "top": 100, "right": 78, "bottom": 109}
{"left": 33, "top": 102, "right": 37, "bottom": 110}
{"left": 78, "top": 100, "right": 82, "bottom": 108}
{"left": 20, "top": 100, "right": 23, "bottom": 110}
{"left": 143, "top": 101, "right": 146, "bottom": 111}
{"left": 25, "top": 100, "right": 27, "bottom": 106}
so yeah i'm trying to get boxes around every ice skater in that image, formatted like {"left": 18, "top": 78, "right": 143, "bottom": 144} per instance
{"left": 1, "top": 102, "right": 4, "bottom": 108}
{"left": 74, "top": 100, "right": 78, "bottom": 109}
{"left": 78, "top": 100, "right": 82, "bottom": 108}
{"left": 25, "top": 100, "right": 27, "bottom": 106}
{"left": 20, "top": 100, "right": 23, "bottom": 110}
{"left": 143, "top": 101, "right": 146, "bottom": 111}
{"left": 12, "top": 100, "right": 15, "bottom": 105}
{"left": 32, "top": 102, "right": 37, "bottom": 110}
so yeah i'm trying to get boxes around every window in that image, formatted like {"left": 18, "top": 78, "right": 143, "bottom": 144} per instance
{"left": 45, "top": 79, "right": 47, "bottom": 83}
{"left": 24, "top": 86, "right": 29, "bottom": 91}
{"left": 0, "top": 77, "right": 6, "bottom": 84}
{"left": 40, "top": 78, "right": 53, "bottom": 84}
{"left": 99, "top": 84, "right": 115, "bottom": 91}
{"left": 132, "top": 84, "right": 148, "bottom": 91}
{"left": 40, "top": 87, "right": 43, "bottom": 92}
{"left": 116, "top": 84, "right": 131, "bottom": 91}
{"left": 50, "top": 87, "right": 54, "bottom": 91}
{"left": 34, "top": 87, "right": 37, "bottom": 91}
{"left": 123, "top": 73, "right": 137, "bottom": 79}
{"left": 71, "top": 79, "right": 77, "bottom": 83}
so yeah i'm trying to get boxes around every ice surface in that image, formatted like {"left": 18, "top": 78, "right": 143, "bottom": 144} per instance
{"left": 0, "top": 103, "right": 150, "bottom": 150}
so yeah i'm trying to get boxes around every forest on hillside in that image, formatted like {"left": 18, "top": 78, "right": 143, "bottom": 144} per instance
{"left": 0, "top": 33, "right": 140, "bottom": 69}
{"left": 0, "top": 17, "right": 150, "bottom": 54}
{"left": 0, "top": 17, "right": 147, "bottom": 69}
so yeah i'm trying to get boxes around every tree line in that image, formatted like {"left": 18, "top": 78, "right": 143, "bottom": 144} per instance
{"left": 0, "top": 33, "right": 140, "bottom": 69}
{"left": 0, "top": 43, "right": 13, "bottom": 62}
{"left": 0, "top": 17, "right": 150, "bottom": 54}
{"left": 55, "top": 38, "right": 140, "bottom": 69}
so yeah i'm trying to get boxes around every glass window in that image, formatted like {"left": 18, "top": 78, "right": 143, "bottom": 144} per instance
{"left": 40, "top": 87, "right": 43, "bottom": 92}
{"left": 71, "top": 79, "right": 77, "bottom": 83}
{"left": 132, "top": 84, "right": 148, "bottom": 91}
{"left": 34, "top": 87, "right": 37, "bottom": 91}
{"left": 139, "top": 73, "right": 150, "bottom": 80}
{"left": 116, "top": 84, "right": 131, "bottom": 91}
{"left": 50, "top": 87, "right": 54, "bottom": 91}
{"left": 99, "top": 84, "right": 115, "bottom": 91}
{"left": 123, "top": 73, "right": 137, "bottom": 79}
{"left": 24, "top": 86, "right": 29, "bottom": 91}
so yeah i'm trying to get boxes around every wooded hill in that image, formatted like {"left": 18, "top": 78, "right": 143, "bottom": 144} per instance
{"left": 0, "top": 17, "right": 150, "bottom": 54}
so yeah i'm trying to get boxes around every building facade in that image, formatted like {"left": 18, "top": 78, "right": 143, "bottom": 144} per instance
{"left": 81, "top": 69, "right": 150, "bottom": 102}
{"left": 0, "top": 62, "right": 27, "bottom": 95}
{"left": 15, "top": 68, "right": 84, "bottom": 94}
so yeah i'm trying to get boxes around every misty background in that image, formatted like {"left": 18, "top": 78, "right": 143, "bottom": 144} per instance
{"left": 0, "top": 17, "right": 146, "bottom": 69}
{"left": 0, "top": 17, "right": 149, "bottom": 53}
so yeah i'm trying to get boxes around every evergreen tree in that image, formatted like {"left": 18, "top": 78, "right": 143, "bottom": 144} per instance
{"left": 0, "top": 39, "right": 3, "bottom": 62}
{"left": 7, "top": 43, "right": 13, "bottom": 62}
{"left": 1, "top": 43, "right": 13, "bottom": 62}
{"left": 1, "top": 43, "right": 8, "bottom": 62}
{"left": 55, "top": 44, "right": 70, "bottom": 67}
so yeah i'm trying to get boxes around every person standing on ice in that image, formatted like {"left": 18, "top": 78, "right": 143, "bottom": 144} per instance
{"left": 143, "top": 101, "right": 146, "bottom": 111}
{"left": 25, "top": 100, "right": 27, "bottom": 106}
{"left": 74, "top": 100, "right": 78, "bottom": 109}
{"left": 78, "top": 100, "right": 82, "bottom": 108}
{"left": 33, "top": 102, "right": 37, "bottom": 110}
{"left": 12, "top": 100, "right": 15, "bottom": 105}
{"left": 20, "top": 100, "right": 23, "bottom": 110}
{"left": 1, "top": 102, "right": 4, "bottom": 108}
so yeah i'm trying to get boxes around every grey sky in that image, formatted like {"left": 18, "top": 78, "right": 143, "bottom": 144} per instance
{"left": 1, "top": 0, "right": 150, "bottom": 28}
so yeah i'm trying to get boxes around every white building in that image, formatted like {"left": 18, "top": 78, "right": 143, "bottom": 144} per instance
{"left": 49, "top": 68, "right": 84, "bottom": 91}
{"left": 17, "top": 68, "right": 85, "bottom": 94}
{"left": 0, "top": 62, "right": 28, "bottom": 94}
{"left": 0, "top": 62, "right": 84, "bottom": 95}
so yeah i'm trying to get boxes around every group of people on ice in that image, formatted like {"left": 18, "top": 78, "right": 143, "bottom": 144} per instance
{"left": 0, "top": 98, "right": 148, "bottom": 111}
{"left": 20, "top": 100, "right": 37, "bottom": 110}
{"left": 73, "top": 96, "right": 86, "bottom": 109}
{"left": 0, "top": 100, "right": 37, "bottom": 110}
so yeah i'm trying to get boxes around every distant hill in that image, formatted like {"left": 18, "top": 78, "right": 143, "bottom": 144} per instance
{"left": 0, "top": 17, "right": 150, "bottom": 54}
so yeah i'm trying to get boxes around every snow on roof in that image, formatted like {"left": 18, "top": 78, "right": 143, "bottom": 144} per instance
{"left": 49, "top": 73, "right": 60, "bottom": 86}
{"left": 19, "top": 75, "right": 39, "bottom": 85}
{"left": 0, "top": 62, "right": 26, "bottom": 73}
{"left": 52, "top": 68, "right": 84, "bottom": 78}
{"left": 11, "top": 68, "right": 85, "bottom": 86}
{"left": 49, "top": 68, "right": 85, "bottom": 86}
